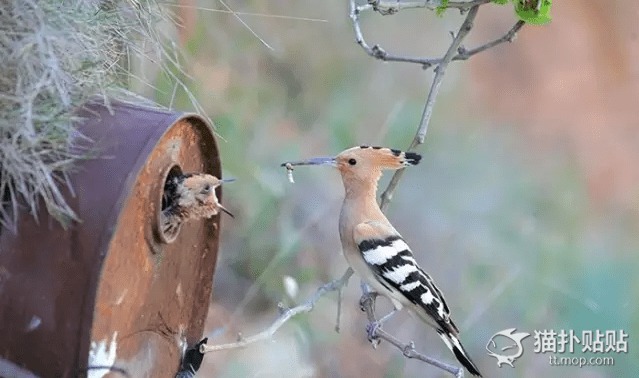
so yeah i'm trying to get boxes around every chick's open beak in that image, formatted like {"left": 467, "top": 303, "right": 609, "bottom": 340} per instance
{"left": 219, "top": 204, "right": 234, "bottom": 218}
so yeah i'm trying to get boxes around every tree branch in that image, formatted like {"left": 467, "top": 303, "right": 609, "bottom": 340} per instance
{"left": 350, "top": 1, "right": 440, "bottom": 69}
{"left": 200, "top": 268, "right": 354, "bottom": 353}
{"left": 350, "top": 1, "right": 525, "bottom": 74}
{"left": 359, "top": 286, "right": 464, "bottom": 377}
{"left": 366, "top": 0, "right": 491, "bottom": 15}
{"left": 454, "top": 20, "right": 525, "bottom": 61}
{"left": 350, "top": 2, "right": 525, "bottom": 211}
{"left": 379, "top": 4, "right": 480, "bottom": 210}
{"left": 447, "top": 0, "right": 491, "bottom": 11}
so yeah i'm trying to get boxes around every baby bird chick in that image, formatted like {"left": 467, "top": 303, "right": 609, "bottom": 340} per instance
{"left": 162, "top": 173, "right": 234, "bottom": 236}
{"left": 283, "top": 146, "right": 482, "bottom": 377}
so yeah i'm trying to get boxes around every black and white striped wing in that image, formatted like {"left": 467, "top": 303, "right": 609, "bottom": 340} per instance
{"left": 353, "top": 221, "right": 482, "bottom": 376}
{"left": 353, "top": 221, "right": 457, "bottom": 333}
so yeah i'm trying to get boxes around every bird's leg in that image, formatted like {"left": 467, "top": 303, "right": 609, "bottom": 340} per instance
{"left": 359, "top": 282, "right": 401, "bottom": 346}
{"left": 359, "top": 282, "right": 378, "bottom": 312}
{"left": 359, "top": 282, "right": 386, "bottom": 346}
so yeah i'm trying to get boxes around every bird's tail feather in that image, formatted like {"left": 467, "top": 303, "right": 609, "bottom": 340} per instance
{"left": 437, "top": 329, "right": 482, "bottom": 377}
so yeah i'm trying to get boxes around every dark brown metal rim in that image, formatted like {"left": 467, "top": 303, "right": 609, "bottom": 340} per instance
{"left": 156, "top": 164, "right": 184, "bottom": 244}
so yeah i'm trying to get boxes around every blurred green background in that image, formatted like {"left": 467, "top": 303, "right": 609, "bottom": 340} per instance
{"left": 140, "top": 1, "right": 639, "bottom": 376}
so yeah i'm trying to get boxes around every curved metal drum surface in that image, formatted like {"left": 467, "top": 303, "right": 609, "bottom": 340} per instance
{"left": 0, "top": 101, "right": 222, "bottom": 377}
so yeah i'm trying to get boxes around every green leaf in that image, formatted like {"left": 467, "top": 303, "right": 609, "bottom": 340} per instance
{"left": 514, "top": 0, "right": 552, "bottom": 25}
{"left": 492, "top": 0, "right": 510, "bottom": 4}
{"left": 436, "top": 0, "right": 449, "bottom": 16}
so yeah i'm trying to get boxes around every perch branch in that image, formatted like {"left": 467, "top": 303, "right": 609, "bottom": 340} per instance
{"left": 201, "top": 268, "right": 354, "bottom": 353}
{"left": 359, "top": 286, "right": 464, "bottom": 377}
{"left": 379, "top": 4, "right": 479, "bottom": 210}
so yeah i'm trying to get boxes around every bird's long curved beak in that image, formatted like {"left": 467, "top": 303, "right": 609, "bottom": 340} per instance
{"left": 220, "top": 178, "right": 236, "bottom": 184}
{"left": 281, "top": 156, "right": 336, "bottom": 167}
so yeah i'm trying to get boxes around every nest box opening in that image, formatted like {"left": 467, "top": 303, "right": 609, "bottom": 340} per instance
{"left": 158, "top": 164, "right": 184, "bottom": 244}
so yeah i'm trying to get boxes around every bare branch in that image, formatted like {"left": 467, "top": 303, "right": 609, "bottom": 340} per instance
{"left": 446, "top": 0, "right": 491, "bottom": 11}
{"left": 335, "top": 280, "right": 345, "bottom": 332}
{"left": 379, "top": 4, "right": 480, "bottom": 210}
{"left": 350, "top": 1, "right": 440, "bottom": 69}
{"left": 416, "top": 6, "right": 478, "bottom": 144}
{"left": 359, "top": 287, "right": 464, "bottom": 377}
{"left": 200, "top": 268, "right": 354, "bottom": 353}
{"left": 350, "top": 1, "right": 524, "bottom": 74}
{"left": 366, "top": 0, "right": 491, "bottom": 15}
{"left": 454, "top": 20, "right": 525, "bottom": 61}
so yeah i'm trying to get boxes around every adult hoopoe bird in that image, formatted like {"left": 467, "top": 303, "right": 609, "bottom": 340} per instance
{"left": 161, "top": 173, "right": 234, "bottom": 235}
{"left": 283, "top": 146, "right": 482, "bottom": 377}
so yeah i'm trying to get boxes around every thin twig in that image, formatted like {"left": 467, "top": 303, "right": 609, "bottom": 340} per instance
{"left": 350, "top": 1, "right": 525, "bottom": 73}
{"left": 216, "top": 0, "right": 274, "bottom": 51}
{"left": 350, "top": 1, "right": 439, "bottom": 69}
{"left": 163, "top": 4, "right": 328, "bottom": 23}
{"left": 379, "top": 5, "right": 479, "bottom": 211}
{"left": 415, "top": 6, "right": 478, "bottom": 145}
{"left": 201, "top": 268, "right": 354, "bottom": 353}
{"left": 359, "top": 286, "right": 464, "bottom": 377}
{"left": 366, "top": 0, "right": 490, "bottom": 15}
{"left": 454, "top": 20, "right": 525, "bottom": 61}
{"left": 446, "top": 0, "right": 491, "bottom": 10}
{"left": 335, "top": 281, "right": 345, "bottom": 332}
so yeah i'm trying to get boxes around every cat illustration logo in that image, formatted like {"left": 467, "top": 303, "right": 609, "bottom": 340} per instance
{"left": 486, "top": 328, "right": 530, "bottom": 367}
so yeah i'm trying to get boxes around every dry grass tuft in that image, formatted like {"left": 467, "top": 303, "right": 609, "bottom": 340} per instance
{"left": 0, "top": 0, "right": 199, "bottom": 231}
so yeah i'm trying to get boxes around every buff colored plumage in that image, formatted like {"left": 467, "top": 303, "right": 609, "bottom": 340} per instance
{"left": 161, "top": 173, "right": 234, "bottom": 236}
{"left": 283, "top": 146, "right": 481, "bottom": 377}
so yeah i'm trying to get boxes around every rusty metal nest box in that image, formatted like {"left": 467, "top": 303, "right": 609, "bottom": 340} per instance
{"left": 0, "top": 101, "right": 224, "bottom": 377}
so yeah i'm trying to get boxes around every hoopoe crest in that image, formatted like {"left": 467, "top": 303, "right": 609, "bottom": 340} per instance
{"left": 283, "top": 146, "right": 482, "bottom": 377}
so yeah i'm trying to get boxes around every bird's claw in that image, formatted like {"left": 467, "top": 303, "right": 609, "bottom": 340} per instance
{"left": 366, "top": 321, "right": 382, "bottom": 348}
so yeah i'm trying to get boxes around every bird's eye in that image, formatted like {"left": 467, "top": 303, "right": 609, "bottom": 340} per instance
{"left": 348, "top": 158, "right": 357, "bottom": 166}
{"left": 201, "top": 184, "right": 211, "bottom": 194}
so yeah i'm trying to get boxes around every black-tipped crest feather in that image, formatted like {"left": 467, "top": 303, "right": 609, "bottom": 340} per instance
{"left": 404, "top": 151, "right": 422, "bottom": 165}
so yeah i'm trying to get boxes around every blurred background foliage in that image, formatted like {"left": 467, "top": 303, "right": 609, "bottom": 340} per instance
{"left": 138, "top": 1, "right": 639, "bottom": 376}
